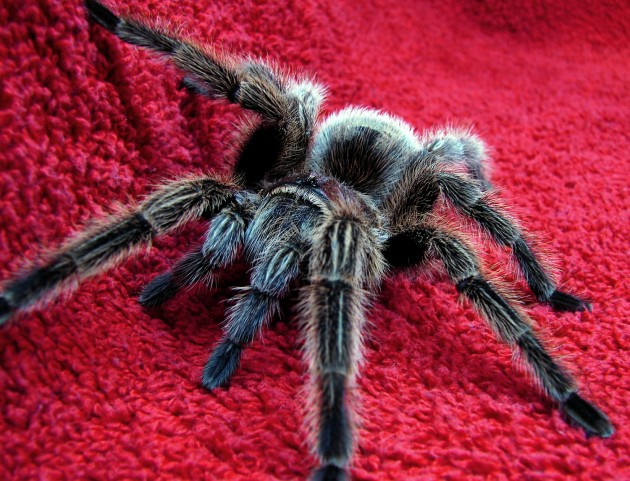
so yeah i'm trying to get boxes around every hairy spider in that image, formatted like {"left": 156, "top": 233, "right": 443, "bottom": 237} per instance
{"left": 0, "top": 1, "right": 614, "bottom": 480}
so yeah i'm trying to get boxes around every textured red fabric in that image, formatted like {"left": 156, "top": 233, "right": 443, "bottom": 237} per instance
{"left": 1, "top": 1, "right": 628, "bottom": 480}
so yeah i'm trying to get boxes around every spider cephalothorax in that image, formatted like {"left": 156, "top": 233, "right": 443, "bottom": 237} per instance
{"left": 0, "top": 2, "right": 614, "bottom": 480}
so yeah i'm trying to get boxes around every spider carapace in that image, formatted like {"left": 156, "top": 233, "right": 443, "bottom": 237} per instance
{"left": 0, "top": 1, "right": 614, "bottom": 480}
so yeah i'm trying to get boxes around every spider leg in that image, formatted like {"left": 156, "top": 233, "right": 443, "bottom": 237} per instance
{"left": 85, "top": 0, "right": 277, "bottom": 116}
{"left": 202, "top": 238, "right": 305, "bottom": 389}
{"left": 420, "top": 127, "right": 492, "bottom": 188}
{"left": 0, "top": 176, "right": 237, "bottom": 324}
{"left": 85, "top": 0, "right": 324, "bottom": 182}
{"left": 305, "top": 200, "right": 384, "bottom": 481}
{"left": 202, "top": 194, "right": 321, "bottom": 389}
{"left": 139, "top": 200, "right": 253, "bottom": 307}
{"left": 437, "top": 172, "right": 591, "bottom": 312}
{"left": 384, "top": 227, "right": 614, "bottom": 438}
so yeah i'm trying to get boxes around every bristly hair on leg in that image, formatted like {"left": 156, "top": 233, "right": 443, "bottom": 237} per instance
{"left": 1, "top": 175, "right": 237, "bottom": 323}
{"left": 139, "top": 200, "right": 253, "bottom": 307}
{"left": 300, "top": 186, "right": 385, "bottom": 480}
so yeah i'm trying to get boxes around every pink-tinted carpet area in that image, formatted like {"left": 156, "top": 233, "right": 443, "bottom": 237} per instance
{"left": 1, "top": 1, "right": 628, "bottom": 480}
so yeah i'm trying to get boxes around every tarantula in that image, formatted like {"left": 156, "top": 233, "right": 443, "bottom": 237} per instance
{"left": 0, "top": 1, "right": 614, "bottom": 480}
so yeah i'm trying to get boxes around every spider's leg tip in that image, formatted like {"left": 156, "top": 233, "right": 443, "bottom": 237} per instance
{"left": 138, "top": 272, "right": 178, "bottom": 308}
{"left": 84, "top": 0, "right": 120, "bottom": 33}
{"left": 179, "top": 77, "right": 208, "bottom": 96}
{"left": 201, "top": 340, "right": 243, "bottom": 391}
{"left": 562, "top": 392, "right": 614, "bottom": 438}
{"left": 0, "top": 295, "right": 14, "bottom": 326}
{"left": 310, "top": 465, "right": 348, "bottom": 481}
{"left": 548, "top": 290, "right": 592, "bottom": 313}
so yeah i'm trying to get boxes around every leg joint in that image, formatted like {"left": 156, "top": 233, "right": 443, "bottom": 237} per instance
{"left": 383, "top": 229, "right": 432, "bottom": 268}
{"left": 227, "top": 84, "right": 241, "bottom": 104}
{"left": 456, "top": 274, "right": 481, "bottom": 293}
{"left": 437, "top": 172, "right": 483, "bottom": 208}
{"left": 132, "top": 211, "right": 155, "bottom": 235}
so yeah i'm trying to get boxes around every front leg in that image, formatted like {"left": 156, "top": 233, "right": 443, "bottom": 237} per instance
{"left": 202, "top": 198, "right": 316, "bottom": 389}
{"left": 0, "top": 175, "right": 237, "bottom": 324}
{"left": 305, "top": 200, "right": 385, "bottom": 481}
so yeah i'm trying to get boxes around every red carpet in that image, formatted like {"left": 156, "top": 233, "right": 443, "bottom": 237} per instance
{"left": 1, "top": 1, "right": 628, "bottom": 479}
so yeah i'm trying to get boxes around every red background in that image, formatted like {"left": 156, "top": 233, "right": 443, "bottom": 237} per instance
{"left": 1, "top": 1, "right": 628, "bottom": 480}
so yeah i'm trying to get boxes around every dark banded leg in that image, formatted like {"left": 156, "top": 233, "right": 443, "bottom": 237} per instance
{"left": 306, "top": 212, "right": 384, "bottom": 481}
{"left": 0, "top": 176, "right": 236, "bottom": 324}
{"left": 201, "top": 239, "right": 304, "bottom": 389}
{"left": 438, "top": 172, "right": 591, "bottom": 312}
{"left": 139, "top": 201, "right": 252, "bottom": 307}
{"left": 385, "top": 227, "right": 613, "bottom": 438}
{"left": 85, "top": 0, "right": 323, "bottom": 182}
{"left": 200, "top": 194, "right": 320, "bottom": 389}
{"left": 86, "top": 0, "right": 285, "bottom": 116}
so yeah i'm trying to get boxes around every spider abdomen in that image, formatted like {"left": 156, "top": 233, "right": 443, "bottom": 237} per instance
{"left": 310, "top": 107, "right": 421, "bottom": 200}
